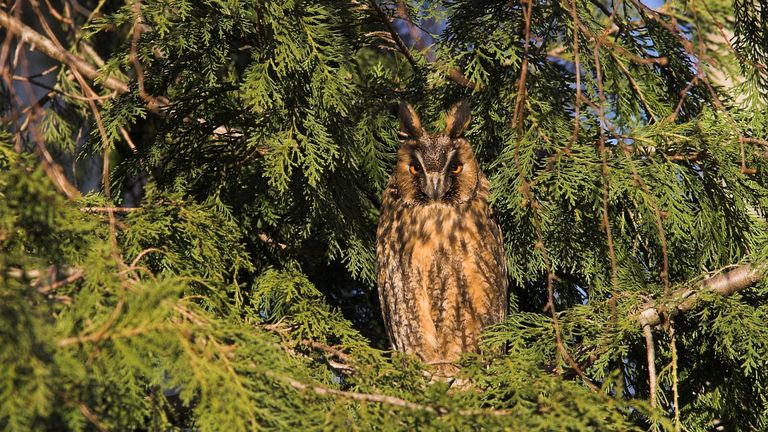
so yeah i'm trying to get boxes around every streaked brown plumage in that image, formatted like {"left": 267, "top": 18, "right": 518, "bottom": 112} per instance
{"left": 376, "top": 101, "right": 507, "bottom": 378}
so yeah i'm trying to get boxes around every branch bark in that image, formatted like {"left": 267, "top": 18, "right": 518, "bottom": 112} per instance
{"left": 642, "top": 324, "right": 657, "bottom": 408}
{"left": 80, "top": 206, "right": 140, "bottom": 213}
{"left": 637, "top": 263, "right": 765, "bottom": 328}
{"left": 0, "top": 9, "right": 128, "bottom": 94}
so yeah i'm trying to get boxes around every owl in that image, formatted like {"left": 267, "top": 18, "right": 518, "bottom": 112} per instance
{"left": 376, "top": 101, "right": 508, "bottom": 379}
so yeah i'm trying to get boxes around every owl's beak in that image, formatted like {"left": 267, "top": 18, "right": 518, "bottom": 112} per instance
{"left": 424, "top": 173, "right": 446, "bottom": 200}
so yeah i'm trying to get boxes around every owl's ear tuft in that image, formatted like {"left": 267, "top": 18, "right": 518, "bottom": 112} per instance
{"left": 444, "top": 100, "right": 472, "bottom": 138}
{"left": 398, "top": 101, "right": 424, "bottom": 138}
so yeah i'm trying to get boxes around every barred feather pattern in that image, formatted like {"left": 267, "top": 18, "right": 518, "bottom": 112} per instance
{"left": 376, "top": 105, "right": 507, "bottom": 378}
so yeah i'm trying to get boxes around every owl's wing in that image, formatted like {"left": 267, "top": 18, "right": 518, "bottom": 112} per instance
{"left": 375, "top": 181, "right": 401, "bottom": 348}
{"left": 488, "top": 219, "right": 509, "bottom": 324}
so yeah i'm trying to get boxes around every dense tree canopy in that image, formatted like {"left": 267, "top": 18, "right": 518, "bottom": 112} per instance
{"left": 1, "top": 0, "right": 768, "bottom": 430}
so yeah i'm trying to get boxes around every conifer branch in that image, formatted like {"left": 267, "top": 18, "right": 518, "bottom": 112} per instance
{"left": 637, "top": 263, "right": 766, "bottom": 328}
{"left": 57, "top": 324, "right": 168, "bottom": 347}
{"left": 281, "top": 375, "right": 513, "bottom": 416}
{"left": 667, "top": 323, "right": 681, "bottom": 431}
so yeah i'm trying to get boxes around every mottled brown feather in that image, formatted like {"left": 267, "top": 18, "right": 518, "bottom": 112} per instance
{"left": 376, "top": 102, "right": 507, "bottom": 378}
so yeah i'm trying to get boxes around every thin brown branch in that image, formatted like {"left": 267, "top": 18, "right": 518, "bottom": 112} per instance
{"left": 369, "top": 0, "right": 475, "bottom": 89}
{"left": 38, "top": 268, "right": 85, "bottom": 294}
{"left": 81, "top": 206, "right": 140, "bottom": 213}
{"left": 130, "top": 0, "right": 150, "bottom": 102}
{"left": 14, "top": 74, "right": 116, "bottom": 101}
{"left": 62, "top": 396, "right": 107, "bottom": 432}
{"left": 608, "top": 50, "right": 659, "bottom": 123}
{"left": 509, "top": 0, "right": 598, "bottom": 392}
{"left": 77, "top": 403, "right": 109, "bottom": 432}
{"left": 300, "top": 340, "right": 356, "bottom": 372}
{"left": 130, "top": 248, "right": 162, "bottom": 267}
{"left": 36, "top": 138, "right": 83, "bottom": 198}
{"left": 281, "top": 375, "right": 512, "bottom": 416}
{"left": 668, "top": 323, "right": 681, "bottom": 431}
{"left": 119, "top": 126, "right": 139, "bottom": 154}
{"left": 13, "top": 75, "right": 81, "bottom": 198}
{"left": 79, "top": 41, "right": 105, "bottom": 67}
{"left": 30, "top": 0, "right": 116, "bottom": 200}
{"left": 569, "top": 0, "right": 582, "bottom": 147}
{"left": 369, "top": 1, "right": 417, "bottom": 68}
{"left": 43, "top": 0, "right": 73, "bottom": 25}
{"left": 57, "top": 323, "right": 168, "bottom": 347}
{"left": 591, "top": 37, "right": 619, "bottom": 294}
{"left": 300, "top": 340, "right": 354, "bottom": 363}
{"left": 395, "top": 0, "right": 426, "bottom": 52}
{"left": 742, "top": 137, "right": 768, "bottom": 147}
{"left": 0, "top": 9, "right": 128, "bottom": 93}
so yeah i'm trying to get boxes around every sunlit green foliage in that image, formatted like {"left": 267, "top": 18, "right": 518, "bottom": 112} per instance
{"left": 2, "top": 0, "right": 768, "bottom": 430}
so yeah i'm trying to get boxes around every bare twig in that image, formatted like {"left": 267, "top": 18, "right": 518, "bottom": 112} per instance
{"left": 38, "top": 268, "right": 85, "bottom": 294}
{"left": 281, "top": 375, "right": 513, "bottom": 416}
{"left": 668, "top": 323, "right": 681, "bottom": 431}
{"left": 368, "top": 0, "right": 475, "bottom": 89}
{"left": 60, "top": 396, "right": 108, "bottom": 432}
{"left": 369, "top": 1, "right": 417, "bottom": 68}
{"left": 642, "top": 325, "right": 657, "bottom": 408}
{"left": 80, "top": 206, "right": 140, "bottom": 213}
{"left": 36, "top": 137, "right": 83, "bottom": 198}
{"left": 57, "top": 323, "right": 167, "bottom": 347}
{"left": 0, "top": 9, "right": 128, "bottom": 93}
{"left": 300, "top": 340, "right": 355, "bottom": 371}
{"left": 300, "top": 340, "right": 354, "bottom": 363}
{"left": 130, "top": 248, "right": 162, "bottom": 267}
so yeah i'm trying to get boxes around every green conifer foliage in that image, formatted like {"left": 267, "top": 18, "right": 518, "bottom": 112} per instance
{"left": 1, "top": 0, "right": 768, "bottom": 430}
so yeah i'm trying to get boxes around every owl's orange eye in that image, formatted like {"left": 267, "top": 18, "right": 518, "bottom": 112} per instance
{"left": 409, "top": 162, "right": 421, "bottom": 175}
{"left": 451, "top": 163, "right": 464, "bottom": 174}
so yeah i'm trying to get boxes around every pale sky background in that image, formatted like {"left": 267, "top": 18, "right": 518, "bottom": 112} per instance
{"left": 644, "top": 0, "right": 666, "bottom": 8}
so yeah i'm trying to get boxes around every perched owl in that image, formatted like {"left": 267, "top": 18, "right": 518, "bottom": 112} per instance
{"left": 376, "top": 101, "right": 508, "bottom": 379}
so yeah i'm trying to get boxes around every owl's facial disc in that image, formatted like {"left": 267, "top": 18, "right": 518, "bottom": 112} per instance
{"left": 410, "top": 149, "right": 460, "bottom": 202}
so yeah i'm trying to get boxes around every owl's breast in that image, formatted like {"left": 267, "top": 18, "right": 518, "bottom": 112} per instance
{"left": 377, "top": 199, "right": 503, "bottom": 290}
{"left": 394, "top": 203, "right": 490, "bottom": 256}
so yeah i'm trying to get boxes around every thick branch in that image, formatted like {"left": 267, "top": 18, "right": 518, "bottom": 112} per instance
{"left": 637, "top": 263, "right": 765, "bottom": 327}
{"left": 0, "top": 9, "right": 128, "bottom": 93}
{"left": 642, "top": 325, "right": 657, "bottom": 408}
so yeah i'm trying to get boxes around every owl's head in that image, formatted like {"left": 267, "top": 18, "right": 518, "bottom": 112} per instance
{"left": 393, "top": 101, "right": 480, "bottom": 206}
